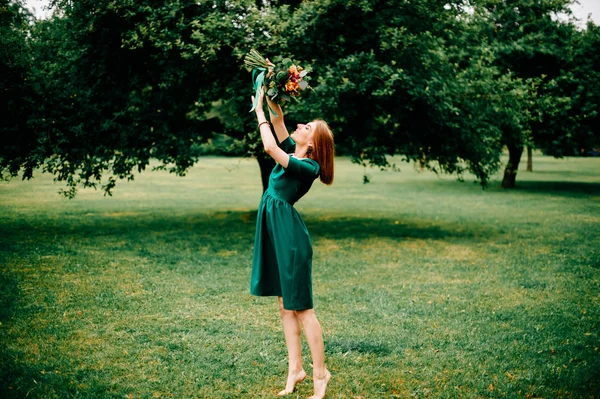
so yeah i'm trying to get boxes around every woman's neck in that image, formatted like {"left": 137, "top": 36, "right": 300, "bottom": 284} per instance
{"left": 294, "top": 144, "right": 309, "bottom": 159}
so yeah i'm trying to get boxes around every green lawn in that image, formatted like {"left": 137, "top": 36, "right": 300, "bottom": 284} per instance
{"left": 1, "top": 154, "right": 599, "bottom": 398}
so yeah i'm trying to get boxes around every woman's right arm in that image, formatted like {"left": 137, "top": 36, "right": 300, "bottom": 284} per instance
{"left": 264, "top": 58, "right": 289, "bottom": 143}
{"left": 254, "top": 88, "right": 290, "bottom": 168}
{"left": 264, "top": 58, "right": 290, "bottom": 144}
{"left": 266, "top": 95, "right": 290, "bottom": 144}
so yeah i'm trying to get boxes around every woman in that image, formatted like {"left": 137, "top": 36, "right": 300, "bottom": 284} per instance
{"left": 250, "top": 87, "right": 334, "bottom": 399}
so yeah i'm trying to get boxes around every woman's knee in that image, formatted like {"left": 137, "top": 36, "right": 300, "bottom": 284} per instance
{"left": 294, "top": 308, "right": 317, "bottom": 325}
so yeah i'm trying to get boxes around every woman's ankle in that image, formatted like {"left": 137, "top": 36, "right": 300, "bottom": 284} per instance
{"left": 313, "top": 368, "right": 329, "bottom": 379}
{"left": 289, "top": 365, "right": 304, "bottom": 374}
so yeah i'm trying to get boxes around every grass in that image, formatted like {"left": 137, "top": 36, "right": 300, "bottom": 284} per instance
{"left": 0, "top": 153, "right": 599, "bottom": 399}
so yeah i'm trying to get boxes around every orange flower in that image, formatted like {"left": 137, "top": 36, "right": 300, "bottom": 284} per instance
{"left": 285, "top": 81, "right": 298, "bottom": 92}
{"left": 288, "top": 65, "right": 298, "bottom": 75}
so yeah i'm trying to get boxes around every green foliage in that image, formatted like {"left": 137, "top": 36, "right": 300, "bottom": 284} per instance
{"left": 0, "top": 1, "right": 37, "bottom": 179}
{"left": 2, "top": 0, "right": 262, "bottom": 197}
{"left": 1, "top": 0, "right": 599, "bottom": 195}
{"left": 470, "top": 0, "right": 599, "bottom": 185}
{"left": 533, "top": 22, "right": 600, "bottom": 156}
{"left": 274, "top": 0, "right": 514, "bottom": 185}
{"left": 192, "top": 133, "right": 246, "bottom": 157}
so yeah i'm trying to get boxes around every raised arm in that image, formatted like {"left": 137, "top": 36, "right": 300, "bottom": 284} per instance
{"left": 264, "top": 58, "right": 290, "bottom": 144}
{"left": 266, "top": 95, "right": 290, "bottom": 144}
{"left": 254, "top": 87, "right": 289, "bottom": 168}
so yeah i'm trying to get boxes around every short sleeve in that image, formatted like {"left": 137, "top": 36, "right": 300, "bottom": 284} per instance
{"left": 279, "top": 136, "right": 296, "bottom": 153}
{"left": 286, "top": 156, "right": 320, "bottom": 181}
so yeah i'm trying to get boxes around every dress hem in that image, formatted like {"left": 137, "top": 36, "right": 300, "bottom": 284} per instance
{"left": 250, "top": 293, "right": 313, "bottom": 311}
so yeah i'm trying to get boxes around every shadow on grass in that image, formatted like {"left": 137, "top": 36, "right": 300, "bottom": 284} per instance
{"left": 0, "top": 210, "right": 490, "bottom": 250}
{"left": 305, "top": 216, "right": 483, "bottom": 241}
{"left": 501, "top": 180, "right": 600, "bottom": 196}
{"left": 0, "top": 353, "right": 112, "bottom": 399}
{"left": 0, "top": 272, "right": 19, "bottom": 323}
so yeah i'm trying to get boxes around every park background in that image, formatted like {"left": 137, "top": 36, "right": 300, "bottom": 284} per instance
{"left": 1, "top": 0, "right": 599, "bottom": 398}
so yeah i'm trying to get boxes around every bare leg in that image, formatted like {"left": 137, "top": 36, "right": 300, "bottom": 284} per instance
{"left": 278, "top": 297, "right": 307, "bottom": 395}
{"left": 295, "top": 309, "right": 331, "bottom": 399}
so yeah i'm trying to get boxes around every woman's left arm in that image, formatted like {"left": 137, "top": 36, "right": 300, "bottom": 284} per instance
{"left": 254, "top": 88, "right": 290, "bottom": 167}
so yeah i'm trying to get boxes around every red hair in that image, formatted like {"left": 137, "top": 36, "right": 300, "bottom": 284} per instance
{"left": 310, "top": 119, "right": 335, "bottom": 185}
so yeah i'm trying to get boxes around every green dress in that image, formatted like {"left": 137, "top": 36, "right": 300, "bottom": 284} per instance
{"left": 250, "top": 136, "right": 321, "bottom": 311}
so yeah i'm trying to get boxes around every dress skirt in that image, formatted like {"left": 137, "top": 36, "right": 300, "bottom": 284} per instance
{"left": 250, "top": 190, "right": 313, "bottom": 310}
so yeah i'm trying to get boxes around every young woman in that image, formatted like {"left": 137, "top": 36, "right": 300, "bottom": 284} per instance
{"left": 250, "top": 87, "right": 334, "bottom": 399}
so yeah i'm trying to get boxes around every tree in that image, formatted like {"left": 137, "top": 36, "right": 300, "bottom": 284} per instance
{"left": 532, "top": 21, "right": 600, "bottom": 159}
{"left": 526, "top": 146, "right": 533, "bottom": 171}
{"left": 2, "top": 0, "right": 267, "bottom": 197}
{"left": 0, "top": 0, "right": 37, "bottom": 180}
{"left": 3, "top": 0, "right": 596, "bottom": 196}
{"left": 265, "top": 0, "right": 517, "bottom": 186}
{"left": 472, "top": 0, "right": 597, "bottom": 187}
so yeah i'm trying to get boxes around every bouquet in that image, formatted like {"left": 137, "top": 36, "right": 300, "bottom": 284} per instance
{"left": 244, "top": 48, "right": 312, "bottom": 114}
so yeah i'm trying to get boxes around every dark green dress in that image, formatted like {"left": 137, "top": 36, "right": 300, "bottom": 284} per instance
{"left": 250, "top": 136, "right": 321, "bottom": 310}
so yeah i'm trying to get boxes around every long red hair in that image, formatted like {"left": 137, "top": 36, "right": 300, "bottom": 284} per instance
{"left": 310, "top": 119, "right": 335, "bottom": 185}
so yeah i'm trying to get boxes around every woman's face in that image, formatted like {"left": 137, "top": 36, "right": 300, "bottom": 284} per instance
{"left": 291, "top": 122, "right": 316, "bottom": 146}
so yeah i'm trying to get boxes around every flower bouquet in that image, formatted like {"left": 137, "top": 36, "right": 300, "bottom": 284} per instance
{"left": 244, "top": 48, "right": 312, "bottom": 114}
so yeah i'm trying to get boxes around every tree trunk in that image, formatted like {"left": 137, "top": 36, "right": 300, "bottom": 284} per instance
{"left": 501, "top": 145, "right": 523, "bottom": 188}
{"left": 257, "top": 156, "right": 275, "bottom": 193}
{"left": 526, "top": 146, "right": 533, "bottom": 172}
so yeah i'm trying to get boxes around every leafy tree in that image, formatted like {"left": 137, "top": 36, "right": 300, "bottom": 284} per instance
{"left": 2, "top": 0, "right": 597, "bottom": 196}
{"left": 2, "top": 0, "right": 266, "bottom": 197}
{"left": 472, "top": 0, "right": 595, "bottom": 187}
{"left": 0, "top": 0, "right": 37, "bottom": 180}
{"left": 532, "top": 20, "right": 600, "bottom": 159}
{"left": 264, "top": 0, "right": 518, "bottom": 186}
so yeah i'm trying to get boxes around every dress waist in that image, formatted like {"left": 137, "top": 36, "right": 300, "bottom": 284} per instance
{"left": 265, "top": 189, "right": 295, "bottom": 205}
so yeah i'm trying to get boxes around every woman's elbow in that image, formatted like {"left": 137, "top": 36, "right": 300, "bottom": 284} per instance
{"left": 264, "top": 143, "right": 278, "bottom": 154}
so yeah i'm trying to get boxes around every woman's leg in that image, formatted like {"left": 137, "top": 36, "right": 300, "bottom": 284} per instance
{"left": 278, "top": 297, "right": 307, "bottom": 395}
{"left": 295, "top": 308, "right": 331, "bottom": 399}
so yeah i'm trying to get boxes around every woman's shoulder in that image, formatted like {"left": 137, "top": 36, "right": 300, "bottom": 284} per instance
{"left": 296, "top": 157, "right": 320, "bottom": 173}
{"left": 287, "top": 156, "right": 320, "bottom": 179}
{"left": 291, "top": 156, "right": 318, "bottom": 165}
{"left": 304, "top": 158, "right": 320, "bottom": 169}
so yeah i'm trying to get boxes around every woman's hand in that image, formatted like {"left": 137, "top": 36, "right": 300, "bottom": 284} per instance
{"left": 251, "top": 86, "right": 265, "bottom": 115}
{"left": 262, "top": 59, "right": 283, "bottom": 120}
{"left": 265, "top": 95, "right": 284, "bottom": 122}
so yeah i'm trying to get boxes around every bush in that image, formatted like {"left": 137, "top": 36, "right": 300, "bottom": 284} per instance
{"left": 191, "top": 133, "right": 246, "bottom": 157}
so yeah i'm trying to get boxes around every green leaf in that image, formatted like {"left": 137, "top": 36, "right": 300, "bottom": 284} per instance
{"left": 281, "top": 58, "right": 292, "bottom": 68}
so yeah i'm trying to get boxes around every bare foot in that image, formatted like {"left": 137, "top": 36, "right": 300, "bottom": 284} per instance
{"left": 278, "top": 369, "right": 307, "bottom": 396}
{"left": 307, "top": 369, "right": 331, "bottom": 399}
